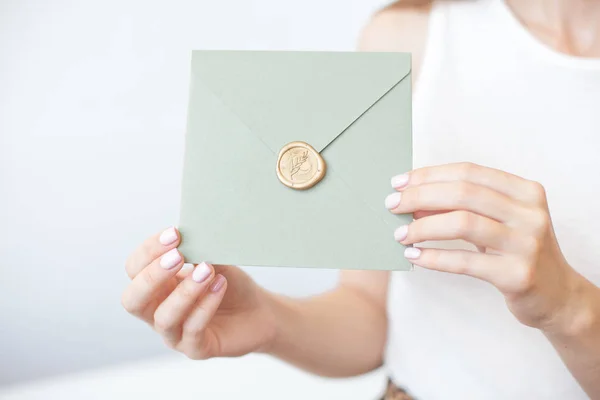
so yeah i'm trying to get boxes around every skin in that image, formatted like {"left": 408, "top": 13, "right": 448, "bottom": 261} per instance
{"left": 122, "top": 0, "right": 600, "bottom": 397}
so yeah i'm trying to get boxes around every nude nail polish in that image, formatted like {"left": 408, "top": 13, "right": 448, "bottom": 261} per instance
{"left": 160, "top": 248, "right": 182, "bottom": 269}
{"left": 385, "top": 193, "right": 402, "bottom": 209}
{"left": 394, "top": 225, "right": 409, "bottom": 242}
{"left": 192, "top": 262, "right": 212, "bottom": 283}
{"left": 159, "top": 227, "right": 178, "bottom": 246}
{"left": 210, "top": 275, "right": 226, "bottom": 292}
{"left": 404, "top": 247, "right": 421, "bottom": 260}
{"left": 391, "top": 174, "right": 409, "bottom": 189}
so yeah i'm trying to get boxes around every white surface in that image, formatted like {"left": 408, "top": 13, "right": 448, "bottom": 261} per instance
{"left": 0, "top": 0, "right": 387, "bottom": 385}
{"left": 0, "top": 354, "right": 385, "bottom": 400}
{"left": 385, "top": 1, "right": 600, "bottom": 399}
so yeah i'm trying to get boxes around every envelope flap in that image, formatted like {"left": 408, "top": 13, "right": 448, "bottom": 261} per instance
{"left": 191, "top": 50, "right": 411, "bottom": 153}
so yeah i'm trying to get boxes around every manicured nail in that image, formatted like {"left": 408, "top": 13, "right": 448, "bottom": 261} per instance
{"left": 192, "top": 262, "right": 212, "bottom": 283}
{"left": 210, "top": 275, "right": 226, "bottom": 292}
{"left": 391, "top": 174, "right": 409, "bottom": 189}
{"left": 385, "top": 192, "right": 402, "bottom": 209}
{"left": 160, "top": 248, "right": 182, "bottom": 269}
{"left": 404, "top": 247, "right": 421, "bottom": 259}
{"left": 394, "top": 225, "right": 409, "bottom": 242}
{"left": 159, "top": 227, "right": 178, "bottom": 246}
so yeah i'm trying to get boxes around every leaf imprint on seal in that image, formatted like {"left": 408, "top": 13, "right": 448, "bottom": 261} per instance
{"left": 289, "top": 150, "right": 308, "bottom": 179}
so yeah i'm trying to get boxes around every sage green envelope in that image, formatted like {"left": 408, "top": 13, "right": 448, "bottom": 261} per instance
{"left": 178, "top": 50, "right": 413, "bottom": 270}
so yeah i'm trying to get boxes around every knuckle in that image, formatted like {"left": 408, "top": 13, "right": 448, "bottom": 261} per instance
{"left": 528, "top": 208, "right": 550, "bottom": 236}
{"left": 142, "top": 267, "right": 160, "bottom": 288}
{"left": 411, "top": 168, "right": 428, "bottom": 186}
{"left": 125, "top": 252, "right": 145, "bottom": 279}
{"left": 121, "top": 290, "right": 142, "bottom": 315}
{"left": 455, "top": 182, "right": 475, "bottom": 206}
{"left": 453, "top": 251, "right": 472, "bottom": 275}
{"left": 178, "top": 282, "right": 198, "bottom": 302}
{"left": 184, "top": 311, "right": 210, "bottom": 337}
{"left": 182, "top": 324, "right": 201, "bottom": 339}
{"left": 512, "top": 262, "right": 536, "bottom": 293}
{"left": 141, "top": 237, "right": 156, "bottom": 257}
{"left": 426, "top": 250, "right": 441, "bottom": 267}
{"left": 458, "top": 162, "right": 478, "bottom": 180}
{"left": 424, "top": 249, "right": 453, "bottom": 271}
{"left": 153, "top": 313, "right": 176, "bottom": 334}
{"left": 527, "top": 181, "right": 547, "bottom": 205}
{"left": 454, "top": 211, "right": 476, "bottom": 237}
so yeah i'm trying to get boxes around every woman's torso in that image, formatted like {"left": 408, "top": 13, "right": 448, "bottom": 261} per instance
{"left": 385, "top": 1, "right": 600, "bottom": 398}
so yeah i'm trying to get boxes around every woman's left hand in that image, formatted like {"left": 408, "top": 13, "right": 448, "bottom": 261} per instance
{"left": 385, "top": 162, "right": 591, "bottom": 332}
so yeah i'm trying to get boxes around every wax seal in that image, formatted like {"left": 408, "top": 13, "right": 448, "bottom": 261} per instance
{"left": 276, "top": 141, "right": 326, "bottom": 190}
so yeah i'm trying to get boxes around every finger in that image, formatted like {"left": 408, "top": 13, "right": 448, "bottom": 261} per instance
{"left": 394, "top": 211, "right": 524, "bottom": 253}
{"left": 153, "top": 262, "right": 215, "bottom": 345}
{"left": 178, "top": 275, "right": 228, "bottom": 360}
{"left": 386, "top": 181, "right": 527, "bottom": 224}
{"left": 121, "top": 248, "right": 185, "bottom": 318}
{"left": 413, "top": 210, "right": 447, "bottom": 220}
{"left": 136, "top": 265, "right": 195, "bottom": 321}
{"left": 404, "top": 247, "right": 515, "bottom": 290}
{"left": 125, "top": 227, "right": 180, "bottom": 279}
{"left": 392, "top": 162, "right": 546, "bottom": 206}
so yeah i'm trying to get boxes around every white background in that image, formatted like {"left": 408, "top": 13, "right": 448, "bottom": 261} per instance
{"left": 0, "top": 0, "right": 387, "bottom": 386}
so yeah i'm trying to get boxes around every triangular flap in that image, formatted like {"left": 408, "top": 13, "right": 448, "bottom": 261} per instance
{"left": 191, "top": 50, "right": 411, "bottom": 154}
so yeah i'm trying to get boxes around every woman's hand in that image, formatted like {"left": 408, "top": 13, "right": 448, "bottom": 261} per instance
{"left": 121, "top": 228, "right": 277, "bottom": 359}
{"left": 386, "top": 162, "right": 595, "bottom": 333}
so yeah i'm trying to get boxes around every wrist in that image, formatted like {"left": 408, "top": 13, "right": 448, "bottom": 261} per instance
{"left": 256, "top": 289, "right": 296, "bottom": 356}
{"left": 543, "top": 272, "right": 600, "bottom": 339}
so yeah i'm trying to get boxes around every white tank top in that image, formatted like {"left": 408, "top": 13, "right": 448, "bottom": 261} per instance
{"left": 385, "top": 1, "right": 600, "bottom": 399}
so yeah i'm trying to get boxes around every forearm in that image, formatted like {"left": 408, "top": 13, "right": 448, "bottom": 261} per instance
{"left": 543, "top": 274, "right": 600, "bottom": 399}
{"left": 263, "top": 286, "right": 388, "bottom": 378}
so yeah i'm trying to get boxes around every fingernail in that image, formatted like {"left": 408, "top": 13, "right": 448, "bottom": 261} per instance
{"left": 385, "top": 193, "right": 402, "bottom": 209}
{"left": 394, "top": 225, "right": 409, "bottom": 242}
{"left": 210, "top": 275, "right": 226, "bottom": 292}
{"left": 404, "top": 247, "right": 421, "bottom": 259}
{"left": 391, "top": 174, "right": 409, "bottom": 189}
{"left": 159, "top": 227, "right": 178, "bottom": 246}
{"left": 192, "top": 262, "right": 212, "bottom": 283}
{"left": 160, "top": 248, "right": 182, "bottom": 269}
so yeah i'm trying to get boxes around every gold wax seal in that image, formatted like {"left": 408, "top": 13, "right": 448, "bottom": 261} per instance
{"left": 276, "top": 141, "right": 326, "bottom": 190}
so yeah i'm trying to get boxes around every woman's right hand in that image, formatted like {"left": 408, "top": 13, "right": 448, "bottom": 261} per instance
{"left": 121, "top": 227, "right": 278, "bottom": 359}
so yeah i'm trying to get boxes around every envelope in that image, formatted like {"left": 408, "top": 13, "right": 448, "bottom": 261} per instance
{"left": 178, "top": 50, "right": 413, "bottom": 270}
